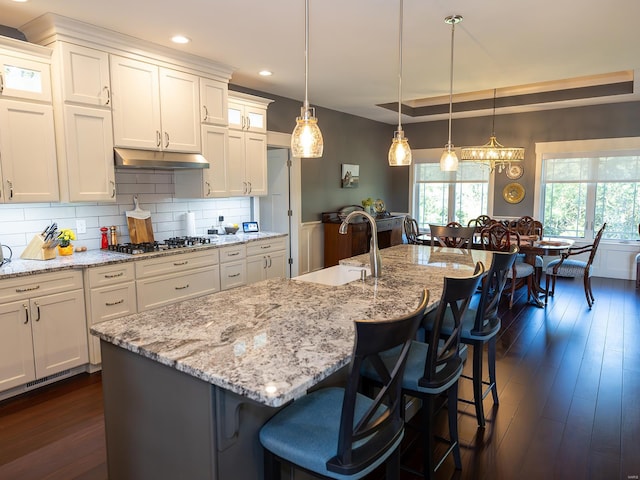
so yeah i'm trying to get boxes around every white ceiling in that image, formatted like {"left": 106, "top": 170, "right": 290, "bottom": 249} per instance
{"left": 2, "top": 0, "right": 640, "bottom": 124}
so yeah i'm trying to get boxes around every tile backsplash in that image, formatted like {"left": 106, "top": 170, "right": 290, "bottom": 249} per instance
{"left": 0, "top": 168, "right": 252, "bottom": 256}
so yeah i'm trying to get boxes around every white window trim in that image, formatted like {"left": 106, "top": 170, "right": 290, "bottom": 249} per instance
{"left": 534, "top": 136, "right": 640, "bottom": 220}
{"left": 408, "top": 148, "right": 495, "bottom": 222}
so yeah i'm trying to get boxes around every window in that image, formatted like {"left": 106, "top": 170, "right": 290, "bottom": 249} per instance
{"left": 412, "top": 154, "right": 490, "bottom": 230}
{"left": 538, "top": 139, "right": 640, "bottom": 241}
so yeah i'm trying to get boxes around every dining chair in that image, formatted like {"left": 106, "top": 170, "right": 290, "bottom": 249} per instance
{"left": 480, "top": 223, "right": 535, "bottom": 308}
{"left": 422, "top": 247, "right": 518, "bottom": 427}
{"left": 429, "top": 224, "right": 476, "bottom": 250}
{"left": 544, "top": 223, "right": 606, "bottom": 308}
{"left": 360, "top": 263, "right": 485, "bottom": 479}
{"left": 404, "top": 216, "right": 427, "bottom": 245}
{"left": 259, "top": 290, "right": 429, "bottom": 480}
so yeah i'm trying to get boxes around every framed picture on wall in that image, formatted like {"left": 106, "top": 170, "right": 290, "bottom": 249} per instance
{"left": 341, "top": 164, "right": 360, "bottom": 188}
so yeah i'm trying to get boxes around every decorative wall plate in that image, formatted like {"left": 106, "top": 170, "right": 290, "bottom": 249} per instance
{"left": 503, "top": 182, "right": 525, "bottom": 204}
{"left": 506, "top": 164, "right": 524, "bottom": 179}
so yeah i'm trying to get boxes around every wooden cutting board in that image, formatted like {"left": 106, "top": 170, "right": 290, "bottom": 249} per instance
{"left": 127, "top": 216, "right": 154, "bottom": 244}
{"left": 126, "top": 196, "right": 154, "bottom": 244}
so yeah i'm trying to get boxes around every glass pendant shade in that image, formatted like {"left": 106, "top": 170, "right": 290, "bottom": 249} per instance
{"left": 388, "top": 130, "right": 412, "bottom": 166}
{"left": 291, "top": 106, "right": 323, "bottom": 158}
{"left": 440, "top": 144, "right": 458, "bottom": 171}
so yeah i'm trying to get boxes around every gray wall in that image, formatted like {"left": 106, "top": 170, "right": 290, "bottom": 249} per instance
{"left": 232, "top": 82, "right": 640, "bottom": 220}
{"left": 231, "top": 85, "right": 400, "bottom": 222}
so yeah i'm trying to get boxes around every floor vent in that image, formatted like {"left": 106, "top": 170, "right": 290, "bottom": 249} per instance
{"left": 25, "top": 369, "right": 72, "bottom": 389}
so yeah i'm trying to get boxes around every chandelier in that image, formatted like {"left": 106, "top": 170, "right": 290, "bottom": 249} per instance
{"left": 460, "top": 89, "right": 524, "bottom": 172}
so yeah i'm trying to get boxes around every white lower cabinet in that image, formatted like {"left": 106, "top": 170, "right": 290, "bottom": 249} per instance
{"left": 84, "top": 263, "right": 136, "bottom": 365}
{"left": 135, "top": 250, "right": 220, "bottom": 312}
{"left": 246, "top": 238, "right": 287, "bottom": 284}
{"left": 219, "top": 244, "right": 246, "bottom": 290}
{"left": 0, "top": 271, "right": 87, "bottom": 393}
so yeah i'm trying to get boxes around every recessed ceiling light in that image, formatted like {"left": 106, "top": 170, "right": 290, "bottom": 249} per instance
{"left": 11, "top": 0, "right": 29, "bottom": 3}
{"left": 259, "top": 70, "right": 273, "bottom": 77}
{"left": 171, "top": 35, "right": 190, "bottom": 45}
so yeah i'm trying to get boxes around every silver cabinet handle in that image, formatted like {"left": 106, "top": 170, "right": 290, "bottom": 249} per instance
{"left": 260, "top": 245, "right": 271, "bottom": 250}
{"left": 105, "top": 299, "right": 125, "bottom": 306}
{"left": 23, "top": 304, "right": 29, "bottom": 324}
{"left": 110, "top": 180, "right": 116, "bottom": 198}
{"left": 247, "top": 181, "right": 252, "bottom": 194}
{"left": 103, "top": 86, "right": 110, "bottom": 105}
{"left": 164, "top": 131, "right": 170, "bottom": 148}
{"left": 156, "top": 130, "right": 161, "bottom": 147}
{"left": 0, "top": 73, "right": 4, "bottom": 94}
{"left": 228, "top": 273, "right": 240, "bottom": 278}
{"left": 247, "top": 116, "right": 251, "bottom": 130}
{"left": 267, "top": 255, "right": 272, "bottom": 268}
{"left": 227, "top": 252, "right": 240, "bottom": 257}
{"left": 205, "top": 181, "right": 211, "bottom": 196}
{"left": 173, "top": 260, "right": 188, "bottom": 266}
{"left": 175, "top": 284, "right": 189, "bottom": 290}
{"left": 7, "top": 180, "right": 13, "bottom": 200}
{"left": 263, "top": 257, "right": 267, "bottom": 269}
{"left": 203, "top": 105, "right": 209, "bottom": 122}
{"left": 242, "top": 181, "right": 248, "bottom": 194}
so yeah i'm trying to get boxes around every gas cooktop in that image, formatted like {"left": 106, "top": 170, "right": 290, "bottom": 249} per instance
{"left": 108, "top": 236, "right": 214, "bottom": 255}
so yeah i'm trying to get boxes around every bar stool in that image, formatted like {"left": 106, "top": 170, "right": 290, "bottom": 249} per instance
{"left": 259, "top": 290, "right": 429, "bottom": 480}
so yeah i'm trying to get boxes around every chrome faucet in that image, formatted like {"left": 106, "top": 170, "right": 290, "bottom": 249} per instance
{"left": 339, "top": 210, "right": 382, "bottom": 277}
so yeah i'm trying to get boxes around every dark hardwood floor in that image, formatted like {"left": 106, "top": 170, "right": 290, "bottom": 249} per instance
{"left": 1, "top": 276, "right": 639, "bottom": 480}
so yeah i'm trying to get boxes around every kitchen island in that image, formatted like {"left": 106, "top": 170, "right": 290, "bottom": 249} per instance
{"left": 91, "top": 245, "right": 493, "bottom": 480}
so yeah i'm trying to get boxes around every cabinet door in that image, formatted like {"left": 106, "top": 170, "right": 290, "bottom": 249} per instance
{"left": 63, "top": 105, "right": 115, "bottom": 202}
{"left": 110, "top": 55, "right": 161, "bottom": 150}
{"left": 265, "top": 250, "right": 287, "bottom": 280}
{"left": 0, "top": 55, "right": 51, "bottom": 102}
{"left": 246, "top": 255, "right": 267, "bottom": 284}
{"left": 59, "top": 43, "right": 110, "bottom": 106}
{"left": 159, "top": 67, "right": 200, "bottom": 152}
{"left": 245, "top": 133, "right": 267, "bottom": 196}
{"left": 0, "top": 99, "right": 59, "bottom": 202}
{"left": 227, "top": 100, "right": 244, "bottom": 131}
{"left": 30, "top": 290, "right": 88, "bottom": 379}
{"left": 0, "top": 300, "right": 36, "bottom": 392}
{"left": 227, "top": 129, "right": 247, "bottom": 196}
{"left": 200, "top": 77, "right": 228, "bottom": 125}
{"left": 244, "top": 105, "right": 267, "bottom": 133}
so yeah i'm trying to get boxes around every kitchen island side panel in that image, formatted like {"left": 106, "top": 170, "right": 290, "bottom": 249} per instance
{"left": 101, "top": 341, "right": 219, "bottom": 480}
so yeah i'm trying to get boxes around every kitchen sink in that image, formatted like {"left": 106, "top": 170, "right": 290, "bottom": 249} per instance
{"left": 292, "top": 264, "right": 371, "bottom": 286}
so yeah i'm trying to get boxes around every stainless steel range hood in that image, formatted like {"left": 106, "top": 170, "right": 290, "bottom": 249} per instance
{"left": 114, "top": 148, "right": 209, "bottom": 169}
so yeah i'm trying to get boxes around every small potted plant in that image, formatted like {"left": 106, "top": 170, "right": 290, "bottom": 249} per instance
{"left": 57, "top": 228, "right": 76, "bottom": 256}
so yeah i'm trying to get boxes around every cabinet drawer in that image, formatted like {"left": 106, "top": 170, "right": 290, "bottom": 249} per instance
{"left": 87, "top": 263, "right": 135, "bottom": 288}
{"left": 219, "top": 244, "right": 246, "bottom": 263}
{"left": 220, "top": 261, "right": 246, "bottom": 290}
{"left": 0, "top": 270, "right": 83, "bottom": 303}
{"left": 89, "top": 282, "right": 137, "bottom": 324}
{"left": 135, "top": 249, "right": 219, "bottom": 279}
{"left": 246, "top": 237, "right": 286, "bottom": 257}
{"left": 136, "top": 265, "right": 220, "bottom": 312}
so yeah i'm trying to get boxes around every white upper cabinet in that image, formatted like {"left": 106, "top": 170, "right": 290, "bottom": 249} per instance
{"left": 58, "top": 43, "right": 110, "bottom": 106}
{"left": 110, "top": 55, "right": 200, "bottom": 153}
{"left": 200, "top": 77, "right": 228, "bottom": 125}
{"left": 0, "top": 54, "right": 51, "bottom": 103}
{"left": 228, "top": 98, "right": 267, "bottom": 133}
{"left": 0, "top": 99, "right": 59, "bottom": 203}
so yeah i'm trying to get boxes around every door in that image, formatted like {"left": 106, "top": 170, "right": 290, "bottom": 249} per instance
{"left": 159, "top": 67, "right": 200, "bottom": 152}
{"left": 0, "top": 300, "right": 36, "bottom": 391}
{"left": 0, "top": 99, "right": 59, "bottom": 202}
{"left": 260, "top": 147, "right": 292, "bottom": 278}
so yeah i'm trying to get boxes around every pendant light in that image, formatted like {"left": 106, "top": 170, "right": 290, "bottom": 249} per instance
{"left": 440, "top": 14, "right": 462, "bottom": 172}
{"left": 460, "top": 88, "right": 525, "bottom": 172}
{"left": 291, "top": 0, "right": 324, "bottom": 158}
{"left": 388, "top": 0, "right": 412, "bottom": 167}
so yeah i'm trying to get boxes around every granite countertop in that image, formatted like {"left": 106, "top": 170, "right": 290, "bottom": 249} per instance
{"left": 91, "top": 244, "right": 493, "bottom": 408}
{"left": 0, "top": 232, "right": 287, "bottom": 280}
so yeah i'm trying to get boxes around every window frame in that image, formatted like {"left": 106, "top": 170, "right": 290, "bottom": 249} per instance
{"left": 409, "top": 148, "right": 495, "bottom": 230}
{"left": 534, "top": 137, "right": 640, "bottom": 242}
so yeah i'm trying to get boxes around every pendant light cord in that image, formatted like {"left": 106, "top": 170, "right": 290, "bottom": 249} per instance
{"left": 491, "top": 88, "right": 496, "bottom": 136}
{"left": 446, "top": 18, "right": 456, "bottom": 147}
{"left": 397, "top": 0, "right": 404, "bottom": 131}
{"left": 303, "top": 0, "right": 310, "bottom": 111}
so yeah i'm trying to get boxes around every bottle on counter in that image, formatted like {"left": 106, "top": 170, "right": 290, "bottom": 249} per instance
{"left": 100, "top": 227, "right": 109, "bottom": 249}
{"left": 109, "top": 226, "right": 118, "bottom": 246}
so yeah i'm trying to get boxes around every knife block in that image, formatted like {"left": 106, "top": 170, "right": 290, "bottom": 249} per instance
{"left": 20, "top": 234, "right": 57, "bottom": 261}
